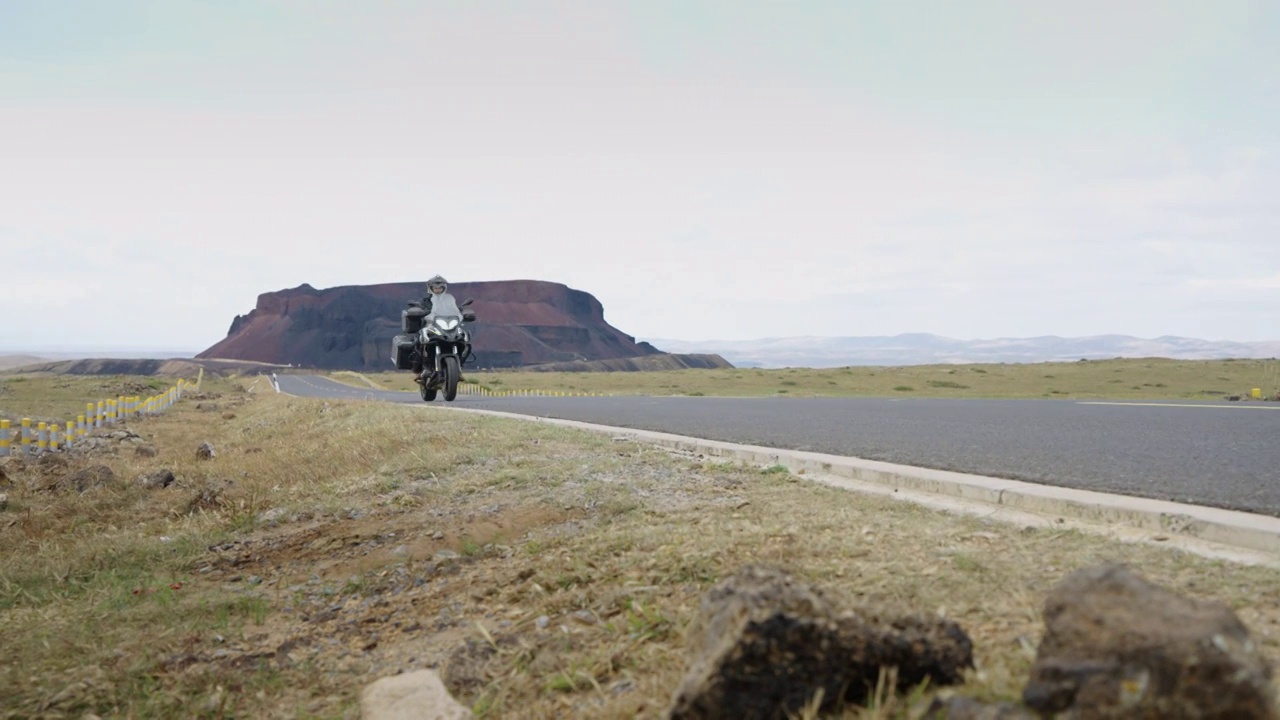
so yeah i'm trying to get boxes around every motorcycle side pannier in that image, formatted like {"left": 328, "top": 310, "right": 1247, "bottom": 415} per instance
{"left": 402, "top": 306, "right": 427, "bottom": 334}
{"left": 391, "top": 334, "right": 417, "bottom": 370}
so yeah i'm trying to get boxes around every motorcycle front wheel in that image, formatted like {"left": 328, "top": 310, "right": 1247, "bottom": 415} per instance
{"left": 443, "top": 355, "right": 460, "bottom": 401}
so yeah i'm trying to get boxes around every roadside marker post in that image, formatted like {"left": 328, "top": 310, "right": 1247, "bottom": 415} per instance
{"left": 2, "top": 377, "right": 194, "bottom": 457}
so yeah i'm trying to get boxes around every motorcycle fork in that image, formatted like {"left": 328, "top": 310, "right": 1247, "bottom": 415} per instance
{"left": 424, "top": 345, "right": 456, "bottom": 385}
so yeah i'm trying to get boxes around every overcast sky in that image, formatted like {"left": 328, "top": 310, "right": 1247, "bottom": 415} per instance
{"left": 2, "top": 1, "right": 1277, "bottom": 351}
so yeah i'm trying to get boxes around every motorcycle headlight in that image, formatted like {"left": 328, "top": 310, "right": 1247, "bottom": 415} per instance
{"left": 438, "top": 318, "right": 459, "bottom": 330}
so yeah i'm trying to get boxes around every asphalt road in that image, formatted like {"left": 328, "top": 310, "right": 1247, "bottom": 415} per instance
{"left": 277, "top": 374, "right": 1280, "bottom": 518}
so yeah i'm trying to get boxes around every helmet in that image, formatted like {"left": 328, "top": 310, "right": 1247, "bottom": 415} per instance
{"left": 427, "top": 275, "right": 448, "bottom": 294}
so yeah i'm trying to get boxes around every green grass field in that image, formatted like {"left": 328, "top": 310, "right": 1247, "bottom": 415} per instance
{"left": 347, "top": 357, "right": 1280, "bottom": 401}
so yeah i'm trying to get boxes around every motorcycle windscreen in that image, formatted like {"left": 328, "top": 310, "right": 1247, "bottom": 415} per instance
{"left": 427, "top": 293, "right": 461, "bottom": 320}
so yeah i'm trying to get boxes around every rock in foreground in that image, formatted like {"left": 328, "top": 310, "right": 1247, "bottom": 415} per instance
{"left": 54, "top": 465, "right": 115, "bottom": 493}
{"left": 360, "top": 669, "right": 472, "bottom": 720}
{"left": 1024, "top": 563, "right": 1276, "bottom": 719}
{"left": 667, "top": 564, "right": 973, "bottom": 720}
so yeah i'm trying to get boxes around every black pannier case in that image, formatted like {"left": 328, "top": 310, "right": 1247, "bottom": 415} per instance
{"left": 402, "top": 306, "right": 427, "bottom": 334}
{"left": 391, "top": 334, "right": 416, "bottom": 370}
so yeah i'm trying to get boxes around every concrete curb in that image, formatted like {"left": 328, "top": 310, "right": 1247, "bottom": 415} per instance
{"left": 439, "top": 406, "right": 1280, "bottom": 567}
{"left": 274, "top": 379, "right": 1280, "bottom": 567}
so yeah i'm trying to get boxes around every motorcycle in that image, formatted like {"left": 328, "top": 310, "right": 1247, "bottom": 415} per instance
{"left": 391, "top": 298, "right": 477, "bottom": 402}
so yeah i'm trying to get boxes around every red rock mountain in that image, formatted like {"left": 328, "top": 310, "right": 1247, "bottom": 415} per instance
{"left": 198, "top": 280, "right": 676, "bottom": 370}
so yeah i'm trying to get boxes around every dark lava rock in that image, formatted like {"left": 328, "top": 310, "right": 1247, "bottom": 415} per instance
{"left": 666, "top": 564, "right": 973, "bottom": 720}
{"left": 55, "top": 465, "right": 116, "bottom": 493}
{"left": 138, "top": 469, "right": 176, "bottom": 490}
{"left": 1024, "top": 563, "right": 1276, "bottom": 719}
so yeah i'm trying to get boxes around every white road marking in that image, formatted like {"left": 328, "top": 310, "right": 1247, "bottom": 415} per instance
{"left": 1078, "top": 401, "right": 1280, "bottom": 411}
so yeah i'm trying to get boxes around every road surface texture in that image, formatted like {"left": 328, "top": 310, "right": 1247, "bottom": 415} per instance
{"left": 277, "top": 374, "right": 1280, "bottom": 518}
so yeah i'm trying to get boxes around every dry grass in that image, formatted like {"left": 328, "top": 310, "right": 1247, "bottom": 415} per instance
{"left": 351, "top": 357, "right": 1280, "bottom": 401}
{"left": 0, "top": 373, "right": 192, "bottom": 425}
{"left": 2, "top": 375, "right": 1280, "bottom": 718}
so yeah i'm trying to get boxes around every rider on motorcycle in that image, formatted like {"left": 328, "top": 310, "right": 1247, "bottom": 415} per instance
{"left": 414, "top": 275, "right": 464, "bottom": 384}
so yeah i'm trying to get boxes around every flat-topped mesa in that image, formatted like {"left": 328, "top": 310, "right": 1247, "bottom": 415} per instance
{"left": 198, "top": 279, "right": 720, "bottom": 371}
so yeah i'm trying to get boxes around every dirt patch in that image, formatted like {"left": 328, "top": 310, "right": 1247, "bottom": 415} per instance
{"left": 142, "top": 501, "right": 596, "bottom": 714}
{"left": 203, "top": 503, "right": 583, "bottom": 582}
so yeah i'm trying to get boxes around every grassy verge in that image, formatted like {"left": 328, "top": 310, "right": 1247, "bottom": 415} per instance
{"left": 0, "top": 373, "right": 204, "bottom": 425}
{"left": 2, "top": 376, "right": 1279, "bottom": 718}
{"left": 348, "top": 357, "right": 1280, "bottom": 401}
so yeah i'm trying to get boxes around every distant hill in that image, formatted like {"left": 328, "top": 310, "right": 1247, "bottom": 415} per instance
{"left": 0, "top": 349, "right": 198, "bottom": 360}
{"left": 645, "top": 334, "right": 1280, "bottom": 368}
{"left": 198, "top": 279, "right": 719, "bottom": 372}
{"left": 3, "top": 357, "right": 288, "bottom": 377}
{"left": 0, "top": 354, "right": 50, "bottom": 370}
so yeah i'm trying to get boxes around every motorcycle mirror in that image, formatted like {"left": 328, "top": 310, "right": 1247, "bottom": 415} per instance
{"left": 407, "top": 301, "right": 421, "bottom": 308}
{"left": 461, "top": 298, "right": 475, "bottom": 308}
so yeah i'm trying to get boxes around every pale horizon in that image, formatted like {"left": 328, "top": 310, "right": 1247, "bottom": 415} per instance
{"left": 3, "top": 329, "right": 1278, "bottom": 358}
